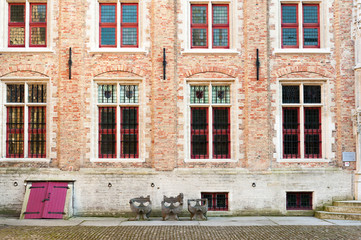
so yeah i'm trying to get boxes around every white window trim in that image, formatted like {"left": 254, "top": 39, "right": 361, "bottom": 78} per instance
{"left": 0, "top": 0, "right": 53, "bottom": 53}
{"left": 273, "top": 0, "right": 330, "bottom": 54}
{"left": 182, "top": 0, "right": 240, "bottom": 54}
{"left": 185, "top": 79, "right": 237, "bottom": 162}
{"left": 275, "top": 79, "right": 332, "bottom": 163}
{"left": 91, "top": 78, "right": 145, "bottom": 162}
{"left": 88, "top": 0, "right": 147, "bottom": 54}
{"left": 0, "top": 79, "right": 50, "bottom": 162}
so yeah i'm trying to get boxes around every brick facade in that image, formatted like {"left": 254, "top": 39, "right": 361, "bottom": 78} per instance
{"left": 0, "top": 0, "right": 357, "bottom": 216}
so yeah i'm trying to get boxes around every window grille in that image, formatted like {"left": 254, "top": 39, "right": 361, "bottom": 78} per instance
{"left": 98, "top": 107, "right": 116, "bottom": 158}
{"left": 191, "top": 108, "right": 208, "bottom": 158}
{"left": 283, "top": 108, "right": 300, "bottom": 158}
{"left": 28, "top": 107, "right": 46, "bottom": 158}
{"left": 119, "top": 85, "right": 138, "bottom": 103}
{"left": 213, "top": 108, "right": 230, "bottom": 158}
{"left": 201, "top": 192, "right": 228, "bottom": 211}
{"left": 6, "top": 107, "right": 24, "bottom": 158}
{"left": 304, "top": 108, "right": 321, "bottom": 158}
{"left": 98, "top": 85, "right": 117, "bottom": 103}
{"left": 28, "top": 84, "right": 46, "bottom": 103}
{"left": 212, "top": 86, "right": 230, "bottom": 104}
{"left": 286, "top": 192, "right": 312, "bottom": 210}
{"left": 190, "top": 86, "right": 208, "bottom": 104}
{"left": 121, "top": 107, "right": 138, "bottom": 158}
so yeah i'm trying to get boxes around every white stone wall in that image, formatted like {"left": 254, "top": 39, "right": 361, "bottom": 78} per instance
{"left": 0, "top": 168, "right": 353, "bottom": 216}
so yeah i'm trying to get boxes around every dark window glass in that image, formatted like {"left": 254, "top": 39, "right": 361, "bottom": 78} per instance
{"left": 192, "top": 109, "right": 207, "bottom": 130}
{"left": 122, "top": 5, "right": 137, "bottom": 23}
{"left": 101, "top": 28, "right": 116, "bottom": 46}
{"left": 282, "top": 28, "right": 297, "bottom": 46}
{"left": 28, "top": 107, "right": 46, "bottom": 158}
{"left": 7, "top": 84, "right": 24, "bottom": 103}
{"left": 303, "top": 5, "right": 318, "bottom": 23}
{"left": 282, "top": 6, "right": 297, "bottom": 23}
{"left": 201, "top": 192, "right": 228, "bottom": 211}
{"left": 6, "top": 107, "right": 24, "bottom": 158}
{"left": 282, "top": 86, "right": 299, "bottom": 104}
{"left": 10, "top": 5, "right": 25, "bottom": 23}
{"left": 304, "top": 86, "right": 321, "bottom": 103}
{"left": 192, "top": 29, "right": 207, "bottom": 47}
{"left": 286, "top": 192, "right": 312, "bottom": 210}
{"left": 304, "top": 28, "right": 318, "bottom": 46}
{"left": 101, "top": 5, "right": 116, "bottom": 23}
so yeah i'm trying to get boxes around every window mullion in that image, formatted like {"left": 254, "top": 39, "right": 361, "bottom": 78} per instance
{"left": 208, "top": 2, "right": 212, "bottom": 49}
{"left": 24, "top": 84, "right": 28, "bottom": 158}
{"left": 25, "top": 1, "right": 30, "bottom": 48}
{"left": 209, "top": 105, "right": 212, "bottom": 159}
{"left": 117, "top": 84, "right": 120, "bottom": 159}
{"left": 300, "top": 84, "right": 304, "bottom": 158}
{"left": 299, "top": 2, "right": 303, "bottom": 49}
{"left": 117, "top": 2, "right": 121, "bottom": 48}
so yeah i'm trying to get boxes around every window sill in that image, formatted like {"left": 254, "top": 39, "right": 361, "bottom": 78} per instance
{"left": 277, "top": 158, "right": 329, "bottom": 163}
{"left": 0, "top": 48, "right": 54, "bottom": 53}
{"left": 90, "top": 158, "right": 145, "bottom": 163}
{"left": 184, "top": 158, "right": 237, "bottom": 163}
{"left": 0, "top": 158, "right": 50, "bottom": 162}
{"left": 273, "top": 48, "right": 331, "bottom": 55}
{"left": 89, "top": 48, "right": 148, "bottom": 54}
{"left": 182, "top": 49, "right": 240, "bottom": 55}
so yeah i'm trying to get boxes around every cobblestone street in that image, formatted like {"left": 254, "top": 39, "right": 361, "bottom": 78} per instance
{"left": 1, "top": 225, "right": 361, "bottom": 240}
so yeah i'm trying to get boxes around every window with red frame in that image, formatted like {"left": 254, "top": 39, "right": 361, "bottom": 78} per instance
{"left": 281, "top": 3, "right": 319, "bottom": 48}
{"left": 6, "top": 84, "right": 47, "bottom": 158}
{"left": 98, "top": 84, "right": 139, "bottom": 158}
{"left": 99, "top": 4, "right": 117, "bottom": 47}
{"left": 8, "top": 3, "right": 47, "bottom": 47}
{"left": 121, "top": 3, "right": 138, "bottom": 47}
{"left": 282, "top": 85, "right": 322, "bottom": 159}
{"left": 190, "top": 85, "right": 231, "bottom": 159}
{"left": 201, "top": 192, "right": 228, "bottom": 211}
{"left": 286, "top": 192, "right": 312, "bottom": 210}
{"left": 191, "top": 4, "right": 229, "bottom": 49}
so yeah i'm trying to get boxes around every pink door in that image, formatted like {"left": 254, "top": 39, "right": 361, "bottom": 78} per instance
{"left": 24, "top": 182, "right": 69, "bottom": 219}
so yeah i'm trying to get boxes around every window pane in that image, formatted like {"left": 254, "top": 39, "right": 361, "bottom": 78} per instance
{"left": 303, "top": 5, "right": 318, "bottom": 23}
{"left": 122, "top": 134, "right": 137, "bottom": 155}
{"left": 122, "top": 4, "right": 137, "bottom": 23}
{"left": 100, "top": 134, "right": 116, "bottom": 155}
{"left": 282, "top": 86, "right": 299, "bottom": 104}
{"left": 119, "top": 85, "right": 138, "bottom": 103}
{"left": 286, "top": 193, "right": 297, "bottom": 208}
{"left": 192, "top": 6, "right": 207, "bottom": 24}
{"left": 282, "top": 28, "right": 297, "bottom": 46}
{"left": 28, "top": 84, "right": 47, "bottom": 103}
{"left": 213, "top": 135, "right": 229, "bottom": 156}
{"left": 121, "top": 108, "right": 137, "bottom": 130}
{"left": 213, "top": 108, "right": 229, "bottom": 130}
{"left": 283, "top": 108, "right": 299, "bottom": 130}
{"left": 31, "top": 5, "right": 46, "bottom": 23}
{"left": 10, "top": 5, "right": 25, "bottom": 23}
{"left": 9, "top": 27, "right": 25, "bottom": 46}
{"left": 7, "top": 107, "right": 24, "bottom": 158}
{"left": 122, "top": 28, "right": 137, "bottom": 46}
{"left": 192, "top": 135, "right": 208, "bottom": 156}
{"left": 191, "top": 108, "right": 208, "bottom": 158}
{"left": 216, "top": 194, "right": 227, "bottom": 209}
{"left": 101, "top": 5, "right": 116, "bottom": 23}
{"left": 101, "top": 28, "right": 116, "bottom": 46}
{"left": 202, "top": 194, "right": 213, "bottom": 209}
{"left": 100, "top": 108, "right": 116, "bottom": 130}
{"left": 212, "top": 86, "right": 230, "bottom": 104}
{"left": 213, "top": 6, "right": 228, "bottom": 24}
{"left": 31, "top": 27, "right": 46, "bottom": 46}
{"left": 213, "top": 28, "right": 228, "bottom": 47}
{"left": 304, "top": 28, "right": 318, "bottom": 46}
{"left": 192, "top": 108, "right": 207, "bottom": 130}
{"left": 192, "top": 29, "right": 207, "bottom": 47}
{"left": 283, "top": 108, "right": 299, "bottom": 158}
{"left": 99, "top": 107, "right": 116, "bottom": 158}
{"left": 304, "top": 86, "right": 321, "bottom": 103}
{"left": 282, "top": 5, "right": 297, "bottom": 23}
{"left": 29, "top": 107, "right": 46, "bottom": 158}
{"left": 98, "top": 85, "right": 116, "bottom": 103}
{"left": 190, "top": 86, "right": 208, "bottom": 104}
{"left": 305, "top": 134, "right": 320, "bottom": 155}
{"left": 300, "top": 194, "right": 311, "bottom": 208}
{"left": 304, "top": 108, "right": 320, "bottom": 129}
{"left": 7, "top": 84, "right": 24, "bottom": 103}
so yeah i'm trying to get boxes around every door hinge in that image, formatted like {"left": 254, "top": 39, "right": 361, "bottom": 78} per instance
{"left": 53, "top": 186, "right": 69, "bottom": 189}
{"left": 24, "top": 212, "right": 40, "bottom": 214}
{"left": 48, "top": 212, "right": 65, "bottom": 214}
{"left": 30, "top": 186, "right": 45, "bottom": 189}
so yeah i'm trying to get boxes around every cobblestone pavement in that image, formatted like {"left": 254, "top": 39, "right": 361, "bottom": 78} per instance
{"left": 0, "top": 225, "right": 361, "bottom": 240}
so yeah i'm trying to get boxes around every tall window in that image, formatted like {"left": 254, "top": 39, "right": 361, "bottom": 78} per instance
{"left": 191, "top": 3, "right": 229, "bottom": 49}
{"left": 190, "top": 84, "right": 231, "bottom": 159}
{"left": 8, "top": 2, "right": 47, "bottom": 47}
{"left": 5, "top": 83, "right": 47, "bottom": 158}
{"left": 97, "top": 84, "right": 139, "bottom": 158}
{"left": 99, "top": 3, "right": 138, "bottom": 48}
{"left": 281, "top": 3, "right": 319, "bottom": 48}
{"left": 282, "top": 84, "right": 322, "bottom": 159}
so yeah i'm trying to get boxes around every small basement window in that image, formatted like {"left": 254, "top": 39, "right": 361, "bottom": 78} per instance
{"left": 286, "top": 192, "right": 312, "bottom": 210}
{"left": 201, "top": 192, "right": 228, "bottom": 211}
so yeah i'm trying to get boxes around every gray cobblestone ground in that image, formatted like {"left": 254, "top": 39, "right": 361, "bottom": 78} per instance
{"left": 0, "top": 226, "right": 361, "bottom": 240}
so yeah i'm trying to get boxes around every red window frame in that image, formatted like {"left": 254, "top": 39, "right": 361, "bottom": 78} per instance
{"left": 191, "top": 107, "right": 209, "bottom": 159}
{"left": 281, "top": 4, "right": 298, "bottom": 48}
{"left": 121, "top": 3, "right": 138, "bottom": 48}
{"left": 286, "top": 192, "right": 312, "bottom": 210}
{"left": 6, "top": 107, "right": 24, "bottom": 158}
{"left": 282, "top": 107, "right": 300, "bottom": 158}
{"left": 303, "top": 4, "right": 320, "bottom": 48}
{"left": 212, "top": 4, "right": 229, "bottom": 49}
{"left": 99, "top": 3, "right": 117, "bottom": 48}
{"left": 304, "top": 107, "right": 321, "bottom": 158}
{"left": 28, "top": 107, "right": 46, "bottom": 158}
{"left": 120, "top": 107, "right": 139, "bottom": 158}
{"left": 201, "top": 192, "right": 228, "bottom": 211}
{"left": 191, "top": 4, "right": 208, "bottom": 49}
{"left": 98, "top": 107, "right": 117, "bottom": 158}
{"left": 8, "top": 3, "right": 25, "bottom": 47}
{"left": 29, "top": 3, "right": 47, "bottom": 47}
{"left": 212, "top": 107, "right": 230, "bottom": 158}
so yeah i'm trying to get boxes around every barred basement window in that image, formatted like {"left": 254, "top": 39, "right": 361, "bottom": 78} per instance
{"left": 190, "top": 84, "right": 231, "bottom": 159}
{"left": 201, "top": 192, "right": 228, "bottom": 211}
{"left": 97, "top": 84, "right": 139, "bottom": 158}
{"left": 5, "top": 83, "right": 47, "bottom": 158}
{"left": 286, "top": 192, "right": 312, "bottom": 210}
{"left": 282, "top": 84, "right": 322, "bottom": 159}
